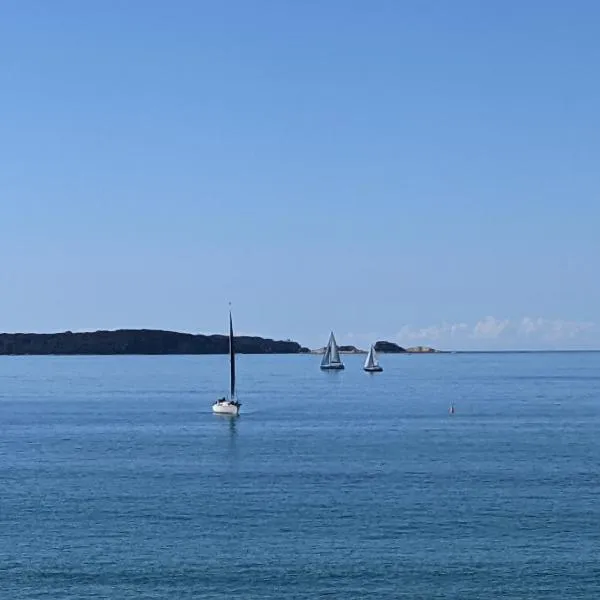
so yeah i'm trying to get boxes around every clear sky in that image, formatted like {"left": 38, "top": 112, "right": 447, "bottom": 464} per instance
{"left": 2, "top": 0, "right": 599, "bottom": 350}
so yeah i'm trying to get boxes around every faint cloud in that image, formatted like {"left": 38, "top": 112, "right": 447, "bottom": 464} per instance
{"left": 472, "top": 316, "right": 510, "bottom": 339}
{"left": 398, "top": 322, "right": 468, "bottom": 342}
{"left": 518, "top": 317, "right": 540, "bottom": 335}
{"left": 394, "top": 315, "right": 597, "bottom": 348}
{"left": 517, "top": 317, "right": 595, "bottom": 341}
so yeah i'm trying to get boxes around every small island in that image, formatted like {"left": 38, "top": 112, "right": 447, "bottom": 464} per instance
{"left": 337, "top": 345, "right": 366, "bottom": 354}
{"left": 0, "top": 329, "right": 309, "bottom": 356}
{"left": 374, "top": 341, "right": 406, "bottom": 353}
{"left": 374, "top": 341, "right": 441, "bottom": 353}
{"left": 405, "top": 345, "right": 439, "bottom": 353}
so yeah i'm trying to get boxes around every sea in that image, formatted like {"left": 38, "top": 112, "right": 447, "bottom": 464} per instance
{"left": 1, "top": 351, "right": 599, "bottom": 599}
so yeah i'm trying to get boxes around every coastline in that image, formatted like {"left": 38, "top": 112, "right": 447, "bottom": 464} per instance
{"left": 0, "top": 329, "right": 308, "bottom": 356}
{"left": 0, "top": 329, "right": 595, "bottom": 356}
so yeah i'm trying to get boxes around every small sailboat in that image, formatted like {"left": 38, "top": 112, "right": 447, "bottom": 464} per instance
{"left": 320, "top": 331, "right": 345, "bottom": 370}
{"left": 212, "top": 310, "right": 241, "bottom": 415}
{"left": 363, "top": 344, "right": 383, "bottom": 372}
{"left": 449, "top": 403, "right": 455, "bottom": 415}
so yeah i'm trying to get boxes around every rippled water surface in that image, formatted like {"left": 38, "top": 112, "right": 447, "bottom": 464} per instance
{"left": 1, "top": 352, "right": 599, "bottom": 598}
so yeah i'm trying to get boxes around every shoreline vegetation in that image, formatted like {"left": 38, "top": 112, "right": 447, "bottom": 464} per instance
{"left": 0, "top": 330, "right": 307, "bottom": 356}
{"left": 0, "top": 329, "right": 441, "bottom": 356}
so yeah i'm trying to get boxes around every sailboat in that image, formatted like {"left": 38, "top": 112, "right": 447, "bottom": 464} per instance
{"left": 320, "top": 331, "right": 345, "bottom": 370}
{"left": 212, "top": 310, "right": 241, "bottom": 415}
{"left": 363, "top": 344, "right": 383, "bottom": 372}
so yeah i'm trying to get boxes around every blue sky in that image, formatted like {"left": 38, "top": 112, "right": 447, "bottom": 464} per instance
{"left": 1, "top": 1, "right": 599, "bottom": 350}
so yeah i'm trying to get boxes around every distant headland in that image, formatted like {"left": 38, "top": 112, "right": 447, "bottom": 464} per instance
{"left": 0, "top": 330, "right": 310, "bottom": 356}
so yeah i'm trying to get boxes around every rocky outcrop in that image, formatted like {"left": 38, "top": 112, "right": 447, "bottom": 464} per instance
{"left": 374, "top": 341, "right": 440, "bottom": 353}
{"left": 0, "top": 330, "right": 307, "bottom": 355}
{"left": 337, "top": 345, "right": 365, "bottom": 354}
{"left": 374, "top": 341, "right": 406, "bottom": 353}
{"left": 405, "top": 346, "right": 439, "bottom": 353}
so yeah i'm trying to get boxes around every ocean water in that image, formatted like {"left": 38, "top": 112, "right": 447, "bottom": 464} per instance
{"left": 1, "top": 352, "right": 599, "bottom": 599}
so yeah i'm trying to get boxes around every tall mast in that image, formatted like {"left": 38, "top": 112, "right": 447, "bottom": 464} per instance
{"left": 229, "top": 309, "right": 236, "bottom": 399}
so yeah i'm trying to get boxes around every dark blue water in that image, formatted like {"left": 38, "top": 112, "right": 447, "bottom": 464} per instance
{"left": 1, "top": 352, "right": 599, "bottom": 598}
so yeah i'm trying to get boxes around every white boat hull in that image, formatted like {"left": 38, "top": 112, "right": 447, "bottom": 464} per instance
{"left": 212, "top": 401, "right": 241, "bottom": 415}
{"left": 320, "top": 363, "right": 345, "bottom": 370}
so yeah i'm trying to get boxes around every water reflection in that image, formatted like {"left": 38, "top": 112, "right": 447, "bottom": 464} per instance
{"left": 213, "top": 413, "right": 238, "bottom": 452}
{"left": 228, "top": 414, "right": 237, "bottom": 436}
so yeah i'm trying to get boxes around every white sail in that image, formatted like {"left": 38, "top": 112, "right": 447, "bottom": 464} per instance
{"left": 364, "top": 345, "right": 377, "bottom": 369}
{"left": 329, "top": 332, "right": 341, "bottom": 364}
{"left": 320, "top": 343, "right": 331, "bottom": 366}
{"left": 320, "top": 331, "right": 344, "bottom": 369}
{"left": 363, "top": 343, "right": 382, "bottom": 371}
